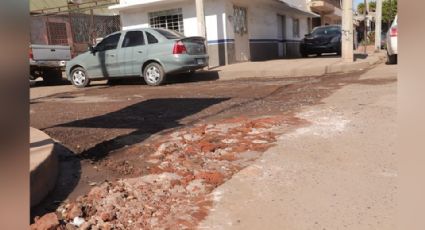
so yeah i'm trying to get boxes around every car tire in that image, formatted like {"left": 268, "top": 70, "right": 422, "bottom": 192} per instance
{"left": 316, "top": 53, "right": 322, "bottom": 57}
{"left": 143, "top": 62, "right": 165, "bottom": 86}
{"left": 387, "top": 53, "right": 397, "bottom": 64}
{"left": 70, "top": 67, "right": 90, "bottom": 88}
{"left": 43, "top": 69, "right": 63, "bottom": 85}
{"left": 301, "top": 52, "right": 308, "bottom": 58}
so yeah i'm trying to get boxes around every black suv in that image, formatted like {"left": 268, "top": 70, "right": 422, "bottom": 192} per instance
{"left": 300, "top": 25, "right": 341, "bottom": 57}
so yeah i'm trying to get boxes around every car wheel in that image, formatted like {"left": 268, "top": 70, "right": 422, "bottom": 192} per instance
{"left": 143, "top": 62, "right": 165, "bottom": 86}
{"left": 43, "top": 69, "right": 63, "bottom": 85}
{"left": 387, "top": 53, "right": 397, "bottom": 64}
{"left": 70, "top": 67, "right": 90, "bottom": 88}
{"left": 301, "top": 52, "right": 308, "bottom": 58}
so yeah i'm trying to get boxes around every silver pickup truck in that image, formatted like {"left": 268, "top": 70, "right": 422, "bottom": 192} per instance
{"left": 29, "top": 44, "right": 71, "bottom": 84}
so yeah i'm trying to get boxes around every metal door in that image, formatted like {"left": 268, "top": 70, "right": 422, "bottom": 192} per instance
{"left": 87, "top": 33, "right": 121, "bottom": 78}
{"left": 118, "top": 31, "right": 148, "bottom": 76}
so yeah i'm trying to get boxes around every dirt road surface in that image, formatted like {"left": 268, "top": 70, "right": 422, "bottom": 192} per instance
{"left": 30, "top": 63, "right": 396, "bottom": 229}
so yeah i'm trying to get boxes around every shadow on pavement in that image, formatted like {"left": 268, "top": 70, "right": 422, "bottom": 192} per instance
{"left": 30, "top": 143, "right": 81, "bottom": 222}
{"left": 354, "top": 53, "right": 369, "bottom": 60}
{"left": 104, "top": 71, "right": 220, "bottom": 87}
{"left": 30, "top": 78, "right": 71, "bottom": 88}
{"left": 53, "top": 97, "right": 229, "bottom": 161}
{"left": 167, "top": 70, "right": 220, "bottom": 84}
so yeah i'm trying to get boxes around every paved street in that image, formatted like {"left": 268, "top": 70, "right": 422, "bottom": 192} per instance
{"left": 30, "top": 63, "right": 396, "bottom": 229}
{"left": 201, "top": 63, "right": 397, "bottom": 229}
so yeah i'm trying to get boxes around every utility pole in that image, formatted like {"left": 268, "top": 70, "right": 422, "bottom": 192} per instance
{"left": 363, "top": 0, "right": 368, "bottom": 54}
{"left": 374, "top": 0, "right": 382, "bottom": 52}
{"left": 195, "top": 0, "right": 207, "bottom": 38}
{"left": 342, "top": 0, "right": 354, "bottom": 62}
{"left": 195, "top": 0, "right": 208, "bottom": 68}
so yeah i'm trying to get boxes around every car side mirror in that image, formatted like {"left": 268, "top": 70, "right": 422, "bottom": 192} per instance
{"left": 305, "top": 33, "right": 311, "bottom": 37}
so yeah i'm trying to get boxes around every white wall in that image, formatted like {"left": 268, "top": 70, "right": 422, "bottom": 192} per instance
{"left": 223, "top": 0, "right": 312, "bottom": 41}
{"left": 119, "top": 0, "right": 228, "bottom": 43}
{"left": 119, "top": 0, "right": 312, "bottom": 41}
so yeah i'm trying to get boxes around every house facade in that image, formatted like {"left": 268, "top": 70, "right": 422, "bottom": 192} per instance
{"left": 307, "top": 0, "right": 342, "bottom": 27}
{"left": 110, "top": 0, "right": 318, "bottom": 67}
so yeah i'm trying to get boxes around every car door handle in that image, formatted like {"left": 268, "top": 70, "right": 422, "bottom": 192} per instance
{"left": 108, "top": 54, "right": 116, "bottom": 57}
{"left": 137, "top": 50, "right": 143, "bottom": 53}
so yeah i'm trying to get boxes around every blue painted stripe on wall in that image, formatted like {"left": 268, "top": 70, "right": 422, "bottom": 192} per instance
{"left": 207, "top": 38, "right": 302, "bottom": 45}
{"left": 249, "top": 39, "right": 302, "bottom": 43}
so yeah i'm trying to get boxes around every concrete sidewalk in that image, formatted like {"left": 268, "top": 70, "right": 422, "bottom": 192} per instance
{"left": 212, "top": 52, "right": 386, "bottom": 80}
{"left": 200, "top": 63, "right": 397, "bottom": 229}
{"left": 30, "top": 127, "right": 59, "bottom": 207}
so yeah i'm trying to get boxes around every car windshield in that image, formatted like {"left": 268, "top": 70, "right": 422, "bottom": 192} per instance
{"left": 311, "top": 26, "right": 340, "bottom": 36}
{"left": 153, "top": 29, "right": 185, "bottom": 39}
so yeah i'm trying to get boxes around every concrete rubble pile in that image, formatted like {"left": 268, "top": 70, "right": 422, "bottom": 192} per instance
{"left": 31, "top": 115, "right": 304, "bottom": 230}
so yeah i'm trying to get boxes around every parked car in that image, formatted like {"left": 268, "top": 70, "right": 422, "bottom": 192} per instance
{"left": 386, "top": 15, "right": 398, "bottom": 64}
{"left": 300, "top": 25, "right": 341, "bottom": 57}
{"left": 65, "top": 28, "right": 209, "bottom": 88}
{"left": 30, "top": 44, "right": 71, "bottom": 84}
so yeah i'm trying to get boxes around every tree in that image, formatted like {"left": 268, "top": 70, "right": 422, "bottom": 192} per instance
{"left": 357, "top": 1, "right": 377, "bottom": 14}
{"left": 369, "top": 1, "right": 376, "bottom": 12}
{"left": 382, "top": 0, "right": 397, "bottom": 24}
{"left": 357, "top": 2, "right": 365, "bottom": 14}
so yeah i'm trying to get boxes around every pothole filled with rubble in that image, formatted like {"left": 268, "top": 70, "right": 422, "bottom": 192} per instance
{"left": 31, "top": 115, "right": 307, "bottom": 229}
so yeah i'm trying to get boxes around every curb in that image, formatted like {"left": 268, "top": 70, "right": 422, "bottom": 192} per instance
{"left": 215, "top": 53, "right": 386, "bottom": 81}
{"left": 30, "top": 127, "right": 59, "bottom": 208}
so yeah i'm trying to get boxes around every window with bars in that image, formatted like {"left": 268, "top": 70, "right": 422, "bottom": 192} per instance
{"left": 233, "top": 6, "right": 248, "bottom": 35}
{"left": 47, "top": 22, "right": 68, "bottom": 45}
{"left": 148, "top": 8, "right": 184, "bottom": 33}
{"left": 292, "top": 18, "right": 300, "bottom": 38}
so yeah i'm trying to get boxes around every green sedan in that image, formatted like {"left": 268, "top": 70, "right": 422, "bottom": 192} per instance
{"left": 65, "top": 28, "right": 209, "bottom": 87}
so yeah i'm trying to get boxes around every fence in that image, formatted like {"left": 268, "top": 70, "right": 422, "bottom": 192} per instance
{"left": 30, "top": 4, "right": 121, "bottom": 56}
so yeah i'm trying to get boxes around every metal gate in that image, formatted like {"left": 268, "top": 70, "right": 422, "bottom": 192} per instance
{"left": 30, "top": 0, "right": 121, "bottom": 56}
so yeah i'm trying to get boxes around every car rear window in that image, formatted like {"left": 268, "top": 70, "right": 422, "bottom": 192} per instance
{"left": 153, "top": 29, "right": 185, "bottom": 39}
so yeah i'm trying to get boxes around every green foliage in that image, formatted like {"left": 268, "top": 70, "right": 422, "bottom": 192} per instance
{"left": 357, "top": 3, "right": 365, "bottom": 14}
{"left": 369, "top": 1, "right": 376, "bottom": 12}
{"left": 357, "top": 1, "right": 377, "bottom": 14}
{"left": 382, "top": 0, "right": 397, "bottom": 23}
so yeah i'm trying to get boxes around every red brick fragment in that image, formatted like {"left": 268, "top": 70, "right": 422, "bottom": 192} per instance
{"left": 198, "top": 140, "right": 217, "bottom": 153}
{"left": 185, "top": 145, "right": 198, "bottom": 155}
{"left": 195, "top": 172, "right": 224, "bottom": 186}
{"left": 30, "top": 213, "right": 60, "bottom": 230}
{"left": 100, "top": 210, "right": 116, "bottom": 222}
